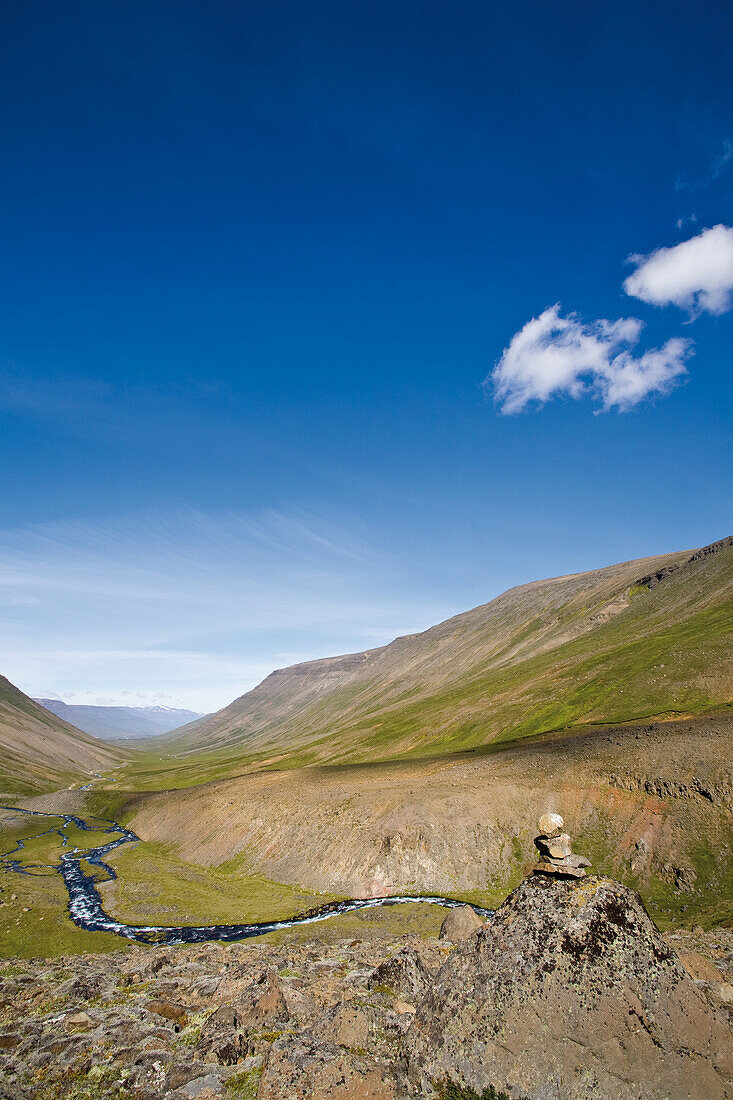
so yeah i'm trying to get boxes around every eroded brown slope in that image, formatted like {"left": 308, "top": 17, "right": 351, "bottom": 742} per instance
{"left": 124, "top": 711, "right": 733, "bottom": 928}
{"left": 0, "top": 675, "right": 127, "bottom": 795}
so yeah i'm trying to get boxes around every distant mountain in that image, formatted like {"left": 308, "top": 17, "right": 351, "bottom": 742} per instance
{"left": 0, "top": 677, "right": 126, "bottom": 795}
{"left": 163, "top": 536, "right": 733, "bottom": 768}
{"left": 32, "top": 701, "right": 204, "bottom": 741}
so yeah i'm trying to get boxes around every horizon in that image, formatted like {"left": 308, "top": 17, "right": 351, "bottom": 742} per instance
{"left": 1, "top": 1, "right": 732, "bottom": 711}
{"left": 32, "top": 694, "right": 203, "bottom": 714}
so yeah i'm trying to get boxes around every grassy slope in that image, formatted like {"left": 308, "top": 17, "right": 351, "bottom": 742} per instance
{"left": 128, "top": 541, "right": 732, "bottom": 787}
{"left": 0, "top": 677, "right": 129, "bottom": 795}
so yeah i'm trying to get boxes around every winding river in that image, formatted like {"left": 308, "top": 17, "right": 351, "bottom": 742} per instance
{"left": 0, "top": 804, "right": 492, "bottom": 945}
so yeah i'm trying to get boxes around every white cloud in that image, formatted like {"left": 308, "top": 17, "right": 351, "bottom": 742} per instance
{"left": 624, "top": 224, "right": 733, "bottom": 315}
{"left": 490, "top": 305, "right": 690, "bottom": 414}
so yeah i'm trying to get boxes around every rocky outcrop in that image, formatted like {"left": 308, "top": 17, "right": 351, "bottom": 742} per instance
{"left": 0, "top": 897, "right": 732, "bottom": 1098}
{"left": 609, "top": 768, "right": 733, "bottom": 810}
{"left": 635, "top": 563, "right": 682, "bottom": 589}
{"left": 689, "top": 535, "right": 733, "bottom": 562}
{"left": 404, "top": 874, "right": 733, "bottom": 1099}
{"left": 0, "top": 936, "right": 415, "bottom": 1098}
{"left": 196, "top": 968, "right": 290, "bottom": 1064}
{"left": 635, "top": 534, "right": 732, "bottom": 588}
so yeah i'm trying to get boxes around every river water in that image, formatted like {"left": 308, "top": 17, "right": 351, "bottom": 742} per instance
{"left": 0, "top": 804, "right": 492, "bottom": 945}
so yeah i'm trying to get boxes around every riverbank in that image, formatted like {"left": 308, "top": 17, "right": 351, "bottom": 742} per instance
{"left": 0, "top": 803, "right": 490, "bottom": 959}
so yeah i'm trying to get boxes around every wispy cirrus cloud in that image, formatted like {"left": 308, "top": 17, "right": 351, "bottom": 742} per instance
{"left": 675, "top": 138, "right": 733, "bottom": 193}
{"left": 624, "top": 224, "right": 733, "bottom": 316}
{"left": 489, "top": 305, "right": 691, "bottom": 414}
{"left": 0, "top": 507, "right": 456, "bottom": 711}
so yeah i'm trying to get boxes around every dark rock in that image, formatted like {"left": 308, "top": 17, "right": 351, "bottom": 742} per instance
{"left": 202, "top": 967, "right": 288, "bottom": 1031}
{"left": 164, "top": 1062, "right": 218, "bottom": 1091}
{"left": 636, "top": 563, "right": 681, "bottom": 589}
{"left": 59, "top": 974, "right": 107, "bottom": 1002}
{"left": 404, "top": 874, "right": 733, "bottom": 1099}
{"left": 113, "top": 1044, "right": 149, "bottom": 1066}
{"left": 197, "top": 968, "right": 289, "bottom": 1064}
{"left": 187, "top": 976, "right": 222, "bottom": 999}
{"left": 0, "top": 1083, "right": 27, "bottom": 1100}
{"left": 674, "top": 865, "right": 698, "bottom": 893}
{"left": 122, "top": 1051, "right": 171, "bottom": 1093}
{"left": 170, "top": 1072, "right": 225, "bottom": 1098}
{"left": 196, "top": 1008, "right": 252, "bottom": 1066}
{"left": 138, "top": 951, "right": 172, "bottom": 978}
{"left": 201, "top": 1004, "right": 242, "bottom": 1033}
{"left": 635, "top": 536, "right": 732, "bottom": 593}
{"left": 197, "top": 1030, "right": 251, "bottom": 1066}
{"left": 235, "top": 967, "right": 289, "bottom": 1026}
{"left": 689, "top": 535, "right": 733, "bottom": 562}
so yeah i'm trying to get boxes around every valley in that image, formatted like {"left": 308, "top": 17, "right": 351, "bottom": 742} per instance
{"left": 31, "top": 701, "right": 205, "bottom": 742}
{"left": 0, "top": 538, "right": 731, "bottom": 955}
{"left": 0, "top": 539, "right": 726, "bottom": 954}
{"left": 4, "top": 7, "right": 733, "bottom": 1093}
{"left": 0, "top": 536, "right": 732, "bottom": 1099}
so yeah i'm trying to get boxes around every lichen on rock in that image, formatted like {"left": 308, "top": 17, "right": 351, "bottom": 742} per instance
{"left": 404, "top": 874, "right": 733, "bottom": 1099}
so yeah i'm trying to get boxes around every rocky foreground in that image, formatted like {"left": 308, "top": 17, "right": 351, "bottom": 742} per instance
{"left": 1, "top": 877, "right": 732, "bottom": 1100}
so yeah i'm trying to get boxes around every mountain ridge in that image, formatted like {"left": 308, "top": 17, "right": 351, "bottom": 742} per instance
{"left": 32, "top": 700, "right": 204, "bottom": 740}
{"left": 159, "top": 538, "right": 732, "bottom": 770}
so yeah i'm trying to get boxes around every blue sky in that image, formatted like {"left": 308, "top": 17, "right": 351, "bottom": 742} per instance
{"left": 1, "top": 1, "right": 731, "bottom": 711}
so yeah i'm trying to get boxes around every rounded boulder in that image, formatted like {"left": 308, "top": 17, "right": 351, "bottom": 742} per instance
{"left": 439, "top": 905, "right": 484, "bottom": 943}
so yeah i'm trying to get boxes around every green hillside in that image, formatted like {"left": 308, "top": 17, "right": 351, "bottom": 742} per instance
{"left": 149, "top": 537, "right": 732, "bottom": 778}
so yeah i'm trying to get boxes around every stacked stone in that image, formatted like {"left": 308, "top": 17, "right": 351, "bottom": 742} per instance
{"left": 532, "top": 813, "right": 590, "bottom": 878}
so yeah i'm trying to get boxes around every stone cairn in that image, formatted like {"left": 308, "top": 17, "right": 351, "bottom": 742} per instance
{"left": 532, "top": 812, "right": 591, "bottom": 878}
